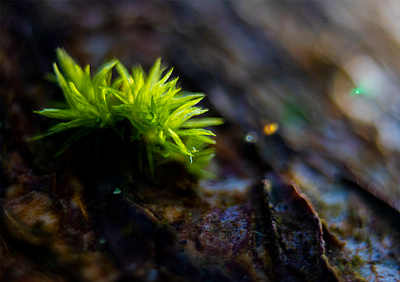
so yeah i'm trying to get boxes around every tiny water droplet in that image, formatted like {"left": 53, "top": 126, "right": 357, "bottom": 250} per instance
{"left": 244, "top": 131, "right": 258, "bottom": 143}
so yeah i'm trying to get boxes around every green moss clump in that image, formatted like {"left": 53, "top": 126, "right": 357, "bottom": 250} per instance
{"left": 34, "top": 48, "right": 223, "bottom": 177}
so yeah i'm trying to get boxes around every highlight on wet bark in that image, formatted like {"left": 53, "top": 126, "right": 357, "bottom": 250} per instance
{"left": 33, "top": 48, "right": 223, "bottom": 177}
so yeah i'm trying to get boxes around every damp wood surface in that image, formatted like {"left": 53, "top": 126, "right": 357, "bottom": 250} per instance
{"left": 1, "top": 2, "right": 400, "bottom": 281}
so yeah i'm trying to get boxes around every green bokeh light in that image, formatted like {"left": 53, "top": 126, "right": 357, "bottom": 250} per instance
{"left": 351, "top": 87, "right": 368, "bottom": 97}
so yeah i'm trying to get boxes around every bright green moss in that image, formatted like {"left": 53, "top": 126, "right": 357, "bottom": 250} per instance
{"left": 34, "top": 48, "right": 223, "bottom": 177}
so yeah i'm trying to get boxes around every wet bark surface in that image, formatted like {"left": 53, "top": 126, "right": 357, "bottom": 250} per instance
{"left": 1, "top": 2, "right": 400, "bottom": 281}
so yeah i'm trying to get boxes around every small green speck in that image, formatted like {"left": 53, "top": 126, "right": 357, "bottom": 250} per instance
{"left": 113, "top": 187, "right": 122, "bottom": 194}
{"left": 351, "top": 87, "right": 367, "bottom": 96}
